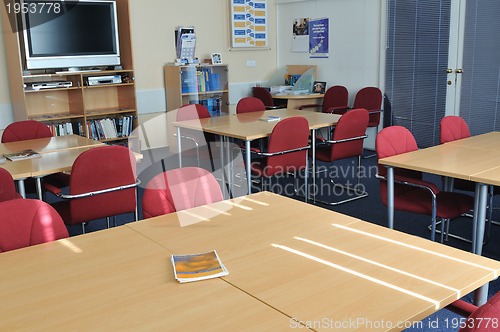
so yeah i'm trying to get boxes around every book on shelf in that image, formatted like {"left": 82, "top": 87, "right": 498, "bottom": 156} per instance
{"left": 171, "top": 250, "right": 229, "bottom": 283}
{"left": 3, "top": 149, "right": 40, "bottom": 161}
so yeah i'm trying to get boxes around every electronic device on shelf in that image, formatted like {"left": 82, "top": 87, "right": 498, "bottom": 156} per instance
{"left": 87, "top": 75, "right": 122, "bottom": 86}
{"left": 20, "top": 0, "right": 121, "bottom": 70}
{"left": 31, "top": 81, "right": 73, "bottom": 90}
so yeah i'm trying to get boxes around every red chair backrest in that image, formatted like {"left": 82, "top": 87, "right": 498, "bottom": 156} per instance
{"left": 352, "top": 87, "right": 382, "bottom": 127}
{"left": 265, "top": 116, "right": 309, "bottom": 176}
{"left": 329, "top": 108, "right": 369, "bottom": 161}
{"left": 460, "top": 292, "right": 500, "bottom": 332}
{"left": 68, "top": 145, "right": 137, "bottom": 224}
{"left": 322, "top": 85, "right": 349, "bottom": 113}
{"left": 0, "top": 199, "right": 68, "bottom": 252}
{"left": 236, "top": 97, "right": 266, "bottom": 114}
{"left": 142, "top": 167, "right": 223, "bottom": 219}
{"left": 252, "top": 87, "right": 274, "bottom": 107}
{"left": 176, "top": 104, "right": 211, "bottom": 121}
{"left": 440, "top": 115, "right": 471, "bottom": 144}
{"left": 0, "top": 168, "right": 22, "bottom": 202}
{"left": 376, "top": 126, "right": 422, "bottom": 204}
{"left": 1, "top": 120, "right": 52, "bottom": 143}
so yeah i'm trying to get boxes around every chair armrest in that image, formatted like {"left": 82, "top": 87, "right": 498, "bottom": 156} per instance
{"left": 299, "top": 104, "right": 321, "bottom": 110}
{"left": 251, "top": 145, "right": 310, "bottom": 157}
{"left": 446, "top": 299, "right": 477, "bottom": 317}
{"left": 325, "top": 134, "right": 367, "bottom": 145}
{"left": 368, "top": 109, "right": 383, "bottom": 115}
{"left": 376, "top": 174, "right": 439, "bottom": 196}
{"left": 57, "top": 179, "right": 141, "bottom": 200}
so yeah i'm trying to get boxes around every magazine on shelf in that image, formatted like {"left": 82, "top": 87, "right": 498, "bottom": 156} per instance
{"left": 171, "top": 250, "right": 229, "bottom": 283}
{"left": 3, "top": 149, "right": 41, "bottom": 161}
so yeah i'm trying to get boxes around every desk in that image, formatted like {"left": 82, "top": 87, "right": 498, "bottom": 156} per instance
{"left": 127, "top": 192, "right": 500, "bottom": 331}
{"left": 0, "top": 225, "right": 292, "bottom": 331}
{"left": 272, "top": 93, "right": 324, "bottom": 110}
{"left": 0, "top": 135, "right": 103, "bottom": 198}
{"left": 0, "top": 135, "right": 102, "bottom": 156}
{"left": 174, "top": 109, "right": 340, "bottom": 195}
{"left": 378, "top": 133, "right": 500, "bottom": 304}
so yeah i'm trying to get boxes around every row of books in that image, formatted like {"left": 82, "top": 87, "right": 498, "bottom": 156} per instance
{"left": 47, "top": 122, "right": 84, "bottom": 137}
{"left": 86, "top": 116, "right": 134, "bottom": 140}
{"left": 189, "top": 97, "right": 223, "bottom": 117}
{"left": 181, "top": 68, "right": 221, "bottom": 93}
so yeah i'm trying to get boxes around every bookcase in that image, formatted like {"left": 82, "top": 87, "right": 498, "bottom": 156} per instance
{"left": 1, "top": 0, "right": 137, "bottom": 144}
{"left": 164, "top": 64, "right": 229, "bottom": 149}
{"left": 164, "top": 64, "right": 229, "bottom": 115}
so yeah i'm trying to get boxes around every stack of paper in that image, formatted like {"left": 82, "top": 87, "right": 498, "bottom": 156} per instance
{"left": 171, "top": 250, "right": 229, "bottom": 283}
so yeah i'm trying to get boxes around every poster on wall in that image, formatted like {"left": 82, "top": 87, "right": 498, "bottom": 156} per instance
{"left": 230, "top": 0, "right": 269, "bottom": 49}
{"left": 309, "top": 17, "right": 329, "bottom": 58}
{"left": 292, "top": 17, "right": 309, "bottom": 52}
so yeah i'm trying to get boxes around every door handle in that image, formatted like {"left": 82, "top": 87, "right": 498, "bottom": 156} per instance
{"left": 456, "top": 69, "right": 463, "bottom": 74}
{"left": 447, "top": 69, "right": 453, "bottom": 74}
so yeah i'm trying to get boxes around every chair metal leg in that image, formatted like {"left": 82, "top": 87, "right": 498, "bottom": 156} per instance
{"left": 106, "top": 217, "right": 111, "bottom": 229}
{"left": 82, "top": 223, "right": 86, "bottom": 234}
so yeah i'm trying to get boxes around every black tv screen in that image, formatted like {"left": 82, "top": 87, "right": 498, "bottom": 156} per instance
{"left": 22, "top": 0, "right": 121, "bottom": 70}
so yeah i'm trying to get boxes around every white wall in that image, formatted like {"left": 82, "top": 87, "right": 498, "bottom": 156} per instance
{"left": 276, "top": 0, "right": 385, "bottom": 148}
{"left": 276, "top": 0, "right": 383, "bottom": 104}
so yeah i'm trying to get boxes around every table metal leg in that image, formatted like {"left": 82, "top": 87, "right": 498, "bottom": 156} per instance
{"left": 35, "top": 177, "right": 43, "bottom": 200}
{"left": 387, "top": 166, "right": 394, "bottom": 229}
{"left": 472, "top": 182, "right": 490, "bottom": 306}
{"left": 474, "top": 183, "right": 489, "bottom": 255}
{"left": 246, "top": 140, "right": 251, "bottom": 195}
{"left": 177, "top": 127, "right": 182, "bottom": 168}
{"left": 17, "top": 179, "right": 26, "bottom": 198}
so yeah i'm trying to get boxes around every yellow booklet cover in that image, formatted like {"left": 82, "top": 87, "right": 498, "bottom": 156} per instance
{"left": 171, "top": 250, "right": 229, "bottom": 283}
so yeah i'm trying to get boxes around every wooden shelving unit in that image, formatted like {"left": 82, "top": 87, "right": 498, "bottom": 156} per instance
{"left": 164, "top": 63, "right": 230, "bottom": 149}
{"left": 1, "top": 0, "right": 137, "bottom": 143}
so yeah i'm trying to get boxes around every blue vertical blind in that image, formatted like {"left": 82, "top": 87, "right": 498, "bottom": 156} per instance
{"left": 459, "top": 0, "right": 500, "bottom": 135}
{"left": 385, "top": 0, "right": 451, "bottom": 148}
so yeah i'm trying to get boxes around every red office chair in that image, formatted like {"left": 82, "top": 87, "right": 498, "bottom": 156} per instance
{"left": 440, "top": 115, "right": 498, "bottom": 242}
{"left": 446, "top": 292, "right": 500, "bottom": 332}
{"left": 299, "top": 85, "right": 349, "bottom": 113}
{"left": 441, "top": 115, "right": 471, "bottom": 143}
{"left": 0, "top": 199, "right": 68, "bottom": 252}
{"left": 176, "top": 104, "right": 217, "bottom": 170}
{"left": 351, "top": 87, "right": 383, "bottom": 127}
{"left": 1, "top": 120, "right": 52, "bottom": 143}
{"left": 312, "top": 108, "right": 369, "bottom": 205}
{"left": 236, "top": 97, "right": 266, "bottom": 114}
{"left": 351, "top": 87, "right": 383, "bottom": 158}
{"left": 249, "top": 117, "right": 310, "bottom": 201}
{"left": 0, "top": 168, "right": 22, "bottom": 202}
{"left": 45, "top": 145, "right": 140, "bottom": 234}
{"left": 252, "top": 87, "right": 286, "bottom": 109}
{"left": 376, "top": 126, "right": 474, "bottom": 242}
{"left": 142, "top": 167, "right": 223, "bottom": 219}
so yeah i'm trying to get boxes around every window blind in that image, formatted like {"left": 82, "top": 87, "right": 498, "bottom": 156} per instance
{"left": 459, "top": 0, "right": 500, "bottom": 135}
{"left": 385, "top": 0, "right": 451, "bottom": 148}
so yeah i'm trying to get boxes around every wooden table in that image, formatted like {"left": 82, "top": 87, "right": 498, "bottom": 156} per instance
{"left": 378, "top": 133, "right": 500, "bottom": 304}
{"left": 0, "top": 135, "right": 103, "bottom": 156}
{"left": 174, "top": 109, "right": 340, "bottom": 195}
{"left": 127, "top": 192, "right": 500, "bottom": 331}
{"left": 0, "top": 225, "right": 292, "bottom": 331}
{"left": 272, "top": 93, "right": 324, "bottom": 110}
{"left": 0, "top": 135, "right": 103, "bottom": 198}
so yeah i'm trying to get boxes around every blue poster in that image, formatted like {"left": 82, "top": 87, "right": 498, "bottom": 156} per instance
{"left": 309, "top": 18, "right": 329, "bottom": 58}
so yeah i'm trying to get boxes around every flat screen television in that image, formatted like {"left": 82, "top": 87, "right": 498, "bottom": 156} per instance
{"left": 21, "top": 0, "right": 121, "bottom": 71}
